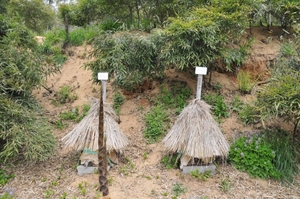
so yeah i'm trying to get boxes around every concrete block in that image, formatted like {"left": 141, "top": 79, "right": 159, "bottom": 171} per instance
{"left": 77, "top": 165, "right": 111, "bottom": 175}
{"left": 77, "top": 165, "right": 98, "bottom": 175}
{"left": 182, "top": 164, "right": 216, "bottom": 175}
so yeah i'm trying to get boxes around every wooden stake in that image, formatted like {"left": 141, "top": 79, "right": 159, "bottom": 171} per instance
{"left": 98, "top": 91, "right": 109, "bottom": 196}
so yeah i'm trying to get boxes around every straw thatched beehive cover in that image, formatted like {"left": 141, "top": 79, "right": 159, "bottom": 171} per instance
{"left": 162, "top": 99, "right": 229, "bottom": 163}
{"left": 61, "top": 100, "right": 129, "bottom": 153}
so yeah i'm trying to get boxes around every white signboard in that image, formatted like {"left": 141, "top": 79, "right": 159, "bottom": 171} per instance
{"left": 195, "top": 67, "right": 207, "bottom": 75}
{"left": 97, "top": 72, "right": 109, "bottom": 80}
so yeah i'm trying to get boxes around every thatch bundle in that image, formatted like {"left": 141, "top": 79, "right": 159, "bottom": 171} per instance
{"left": 162, "top": 99, "right": 229, "bottom": 164}
{"left": 61, "top": 100, "right": 129, "bottom": 153}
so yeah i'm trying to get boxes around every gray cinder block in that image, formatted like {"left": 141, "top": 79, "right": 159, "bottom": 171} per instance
{"left": 182, "top": 164, "right": 216, "bottom": 175}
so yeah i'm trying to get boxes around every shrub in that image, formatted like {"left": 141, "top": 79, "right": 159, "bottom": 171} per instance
{"left": 85, "top": 32, "right": 166, "bottom": 91}
{"left": 229, "top": 131, "right": 280, "bottom": 179}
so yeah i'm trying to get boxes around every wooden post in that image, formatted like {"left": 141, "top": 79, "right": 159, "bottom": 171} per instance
{"left": 98, "top": 73, "right": 109, "bottom": 196}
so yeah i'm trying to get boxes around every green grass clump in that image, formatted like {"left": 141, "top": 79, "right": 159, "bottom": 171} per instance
{"left": 113, "top": 92, "right": 125, "bottom": 115}
{"left": 155, "top": 81, "right": 192, "bottom": 114}
{"left": 264, "top": 129, "right": 299, "bottom": 184}
{"left": 143, "top": 106, "right": 169, "bottom": 143}
{"left": 53, "top": 86, "right": 78, "bottom": 105}
{"left": 237, "top": 70, "right": 254, "bottom": 94}
{"left": 203, "top": 93, "right": 229, "bottom": 120}
{"left": 160, "top": 154, "right": 179, "bottom": 169}
{"left": 0, "top": 169, "right": 14, "bottom": 186}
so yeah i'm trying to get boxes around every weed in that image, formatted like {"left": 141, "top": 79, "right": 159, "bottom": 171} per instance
{"left": 172, "top": 182, "right": 187, "bottom": 197}
{"left": 143, "top": 152, "right": 148, "bottom": 159}
{"left": 162, "top": 192, "right": 168, "bottom": 196}
{"left": 144, "top": 106, "right": 169, "bottom": 143}
{"left": 0, "top": 193, "right": 14, "bottom": 199}
{"left": 53, "top": 86, "right": 78, "bottom": 105}
{"left": 44, "top": 189, "right": 55, "bottom": 198}
{"left": 203, "top": 93, "right": 229, "bottom": 120}
{"left": 200, "top": 196, "right": 209, "bottom": 199}
{"left": 42, "top": 177, "right": 47, "bottom": 182}
{"left": 0, "top": 169, "right": 14, "bottom": 186}
{"left": 231, "top": 95, "right": 244, "bottom": 113}
{"left": 155, "top": 81, "right": 192, "bottom": 112}
{"left": 59, "top": 108, "right": 79, "bottom": 121}
{"left": 113, "top": 92, "right": 125, "bottom": 115}
{"left": 161, "top": 154, "right": 179, "bottom": 169}
{"left": 190, "top": 170, "right": 211, "bottom": 181}
{"left": 151, "top": 189, "right": 158, "bottom": 196}
{"left": 60, "top": 192, "right": 67, "bottom": 199}
{"left": 237, "top": 70, "right": 254, "bottom": 94}
{"left": 52, "top": 180, "right": 58, "bottom": 186}
{"left": 221, "top": 177, "right": 231, "bottom": 193}
{"left": 238, "top": 104, "right": 258, "bottom": 125}
{"left": 76, "top": 104, "right": 91, "bottom": 122}
{"left": 108, "top": 176, "right": 113, "bottom": 186}
{"left": 264, "top": 129, "right": 299, "bottom": 183}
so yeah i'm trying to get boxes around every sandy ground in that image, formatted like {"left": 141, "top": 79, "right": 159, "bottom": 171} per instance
{"left": 1, "top": 27, "right": 300, "bottom": 199}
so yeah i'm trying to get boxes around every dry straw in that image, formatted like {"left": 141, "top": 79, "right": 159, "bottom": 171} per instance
{"left": 162, "top": 99, "right": 229, "bottom": 162}
{"left": 62, "top": 99, "right": 129, "bottom": 153}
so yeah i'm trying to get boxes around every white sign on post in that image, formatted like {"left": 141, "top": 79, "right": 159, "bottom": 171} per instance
{"left": 195, "top": 67, "right": 207, "bottom": 75}
{"left": 195, "top": 67, "right": 207, "bottom": 100}
{"left": 98, "top": 72, "right": 109, "bottom": 80}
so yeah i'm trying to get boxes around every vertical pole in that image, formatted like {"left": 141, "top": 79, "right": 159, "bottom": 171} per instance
{"left": 102, "top": 80, "right": 107, "bottom": 102}
{"left": 98, "top": 89, "right": 109, "bottom": 196}
{"left": 196, "top": 75, "right": 203, "bottom": 100}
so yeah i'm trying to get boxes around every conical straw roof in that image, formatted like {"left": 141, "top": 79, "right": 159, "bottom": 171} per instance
{"left": 62, "top": 99, "right": 129, "bottom": 153}
{"left": 162, "top": 99, "right": 229, "bottom": 161}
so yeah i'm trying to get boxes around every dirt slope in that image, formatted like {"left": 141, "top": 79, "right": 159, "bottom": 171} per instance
{"left": 2, "top": 27, "right": 300, "bottom": 199}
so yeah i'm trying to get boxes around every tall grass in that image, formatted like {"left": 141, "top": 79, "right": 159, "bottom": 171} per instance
{"left": 264, "top": 129, "right": 299, "bottom": 183}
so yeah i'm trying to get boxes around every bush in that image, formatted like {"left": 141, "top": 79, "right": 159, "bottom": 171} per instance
{"left": 85, "top": 32, "right": 166, "bottom": 91}
{"left": 229, "top": 131, "right": 280, "bottom": 179}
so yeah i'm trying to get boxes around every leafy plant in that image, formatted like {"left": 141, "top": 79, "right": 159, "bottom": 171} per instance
{"left": 238, "top": 104, "right": 258, "bottom": 125}
{"left": 143, "top": 106, "right": 169, "bottom": 143}
{"left": 85, "top": 32, "right": 165, "bottom": 91}
{"left": 44, "top": 189, "right": 55, "bottom": 198}
{"left": 53, "top": 86, "right": 78, "bottom": 105}
{"left": 228, "top": 131, "right": 279, "bottom": 179}
{"left": 203, "top": 93, "right": 229, "bottom": 120}
{"left": 161, "top": 154, "right": 179, "bottom": 169}
{"left": 231, "top": 94, "right": 244, "bottom": 113}
{"left": 221, "top": 177, "right": 231, "bottom": 193}
{"left": 59, "top": 108, "right": 79, "bottom": 121}
{"left": 237, "top": 70, "right": 254, "bottom": 94}
{"left": 155, "top": 81, "right": 192, "bottom": 114}
{"left": 264, "top": 129, "right": 299, "bottom": 184}
{"left": 190, "top": 170, "right": 211, "bottom": 181}
{"left": 0, "top": 169, "right": 14, "bottom": 186}
{"left": 172, "top": 182, "right": 187, "bottom": 197}
{"left": 113, "top": 92, "right": 125, "bottom": 115}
